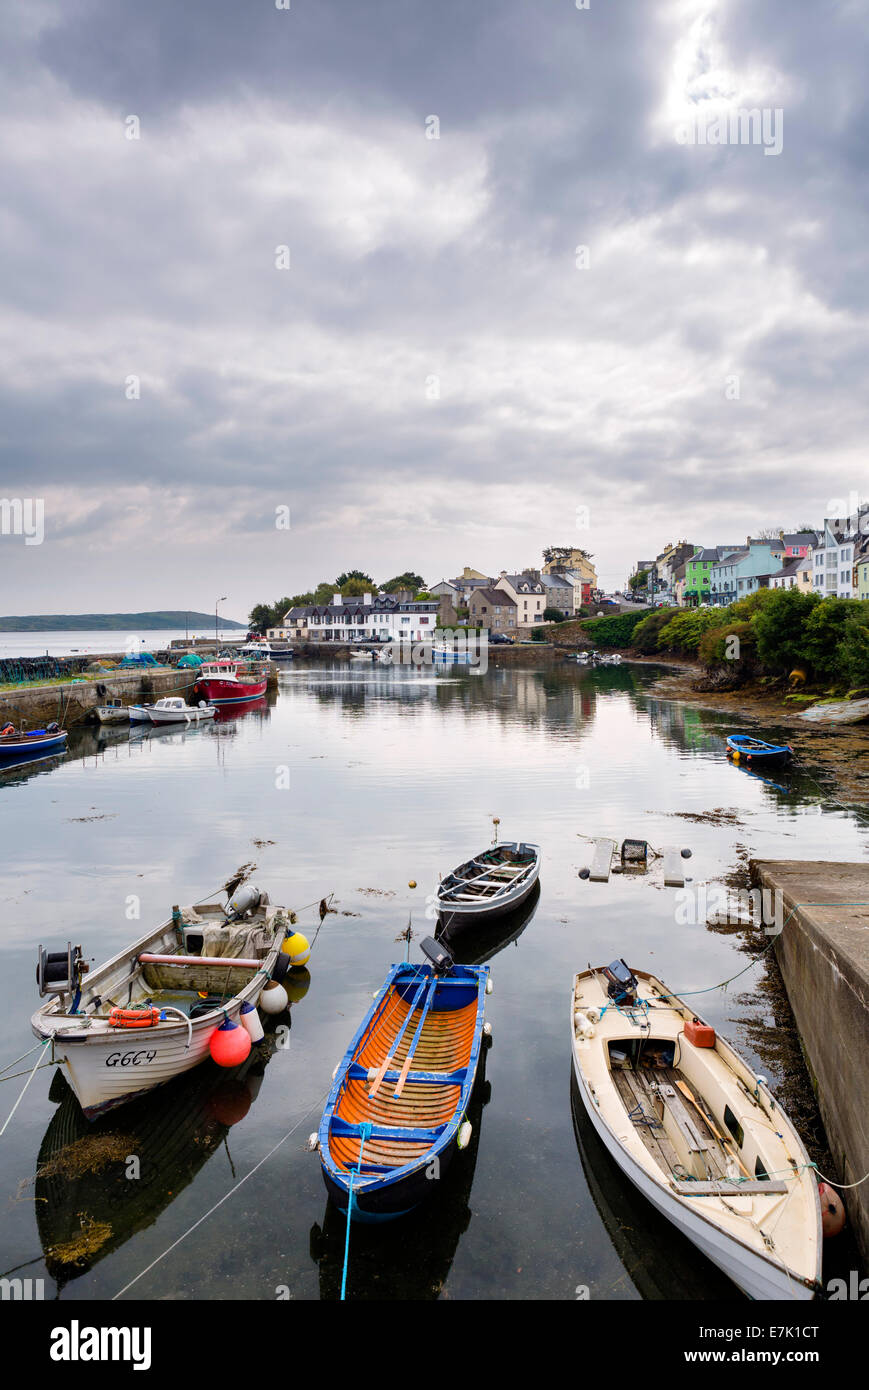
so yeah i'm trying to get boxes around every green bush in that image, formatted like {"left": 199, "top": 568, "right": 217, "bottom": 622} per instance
{"left": 803, "top": 598, "right": 853, "bottom": 680}
{"left": 837, "top": 603, "right": 869, "bottom": 687}
{"left": 581, "top": 610, "right": 647, "bottom": 648}
{"left": 656, "top": 608, "right": 724, "bottom": 654}
{"left": 632, "top": 610, "right": 675, "bottom": 652}
{"left": 753, "top": 588, "right": 820, "bottom": 672}
{"left": 697, "top": 620, "right": 756, "bottom": 666}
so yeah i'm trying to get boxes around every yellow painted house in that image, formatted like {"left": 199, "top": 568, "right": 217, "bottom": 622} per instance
{"left": 542, "top": 548, "right": 597, "bottom": 587}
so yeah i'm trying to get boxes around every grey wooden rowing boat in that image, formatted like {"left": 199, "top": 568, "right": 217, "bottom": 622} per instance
{"left": 436, "top": 841, "right": 541, "bottom": 929}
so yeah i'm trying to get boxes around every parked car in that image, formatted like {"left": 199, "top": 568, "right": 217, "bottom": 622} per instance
{"left": 488, "top": 632, "right": 512, "bottom": 645}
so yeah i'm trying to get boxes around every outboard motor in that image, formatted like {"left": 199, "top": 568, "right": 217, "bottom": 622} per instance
{"left": 225, "top": 883, "right": 262, "bottom": 921}
{"left": 420, "top": 936, "right": 455, "bottom": 975}
{"left": 36, "top": 942, "right": 88, "bottom": 998}
{"left": 602, "top": 958, "right": 638, "bottom": 1006}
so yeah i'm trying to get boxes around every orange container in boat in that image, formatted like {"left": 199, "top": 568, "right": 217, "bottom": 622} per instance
{"left": 685, "top": 1016, "right": 716, "bottom": 1048}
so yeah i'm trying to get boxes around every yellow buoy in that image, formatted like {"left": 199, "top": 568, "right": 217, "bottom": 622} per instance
{"left": 408, "top": 880, "right": 417, "bottom": 889}
{"left": 281, "top": 931, "right": 311, "bottom": 966}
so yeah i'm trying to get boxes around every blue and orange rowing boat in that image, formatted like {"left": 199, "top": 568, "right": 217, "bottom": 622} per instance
{"left": 725, "top": 733, "right": 793, "bottom": 764}
{"left": 318, "top": 938, "right": 490, "bottom": 1221}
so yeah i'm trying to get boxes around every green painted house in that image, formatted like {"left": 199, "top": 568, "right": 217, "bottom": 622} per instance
{"left": 684, "top": 545, "right": 741, "bottom": 605}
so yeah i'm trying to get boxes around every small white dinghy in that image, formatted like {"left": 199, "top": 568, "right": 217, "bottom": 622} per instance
{"left": 32, "top": 885, "right": 295, "bottom": 1117}
{"left": 571, "top": 962, "right": 822, "bottom": 1300}
{"left": 436, "top": 840, "right": 541, "bottom": 929}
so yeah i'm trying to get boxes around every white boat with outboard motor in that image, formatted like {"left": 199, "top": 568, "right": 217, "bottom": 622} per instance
{"left": 570, "top": 960, "right": 823, "bottom": 1300}
{"left": 31, "top": 883, "right": 297, "bottom": 1116}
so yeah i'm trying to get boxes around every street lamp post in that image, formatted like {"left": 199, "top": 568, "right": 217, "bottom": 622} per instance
{"left": 215, "top": 596, "right": 227, "bottom": 647}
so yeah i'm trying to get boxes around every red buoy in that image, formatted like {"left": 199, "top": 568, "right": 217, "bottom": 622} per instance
{"left": 209, "top": 1018, "right": 252, "bottom": 1068}
{"left": 818, "top": 1182, "right": 846, "bottom": 1238}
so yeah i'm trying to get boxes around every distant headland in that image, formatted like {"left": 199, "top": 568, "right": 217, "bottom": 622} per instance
{"left": 0, "top": 611, "right": 247, "bottom": 632}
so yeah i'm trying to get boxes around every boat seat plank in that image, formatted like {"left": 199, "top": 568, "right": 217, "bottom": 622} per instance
{"left": 347, "top": 1063, "right": 467, "bottom": 1086}
{"left": 331, "top": 1117, "right": 445, "bottom": 1143}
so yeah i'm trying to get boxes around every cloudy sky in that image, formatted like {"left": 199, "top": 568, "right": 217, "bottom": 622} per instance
{"left": 1, "top": 0, "right": 867, "bottom": 620}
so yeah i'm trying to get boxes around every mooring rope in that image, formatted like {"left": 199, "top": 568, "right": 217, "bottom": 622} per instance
{"left": 113, "top": 1082, "right": 333, "bottom": 1300}
{"left": 0, "top": 1040, "right": 50, "bottom": 1138}
{"left": 341, "top": 1122, "right": 372, "bottom": 1302}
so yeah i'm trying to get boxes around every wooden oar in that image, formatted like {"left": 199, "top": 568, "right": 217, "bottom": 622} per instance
{"left": 675, "top": 1079, "right": 752, "bottom": 1179}
{"left": 393, "top": 979, "right": 437, "bottom": 1098}
{"left": 368, "top": 978, "right": 428, "bottom": 1100}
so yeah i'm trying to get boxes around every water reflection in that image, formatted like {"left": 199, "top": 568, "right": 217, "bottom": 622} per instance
{"left": 34, "top": 1017, "right": 294, "bottom": 1292}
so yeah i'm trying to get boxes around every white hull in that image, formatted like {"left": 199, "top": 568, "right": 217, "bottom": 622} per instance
{"left": 147, "top": 705, "right": 215, "bottom": 724}
{"left": 570, "top": 967, "right": 817, "bottom": 1301}
{"left": 572, "top": 1051, "right": 814, "bottom": 1300}
{"left": 94, "top": 705, "right": 129, "bottom": 725}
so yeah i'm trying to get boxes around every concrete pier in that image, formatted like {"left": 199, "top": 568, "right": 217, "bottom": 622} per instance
{"left": 752, "top": 859, "right": 869, "bottom": 1264}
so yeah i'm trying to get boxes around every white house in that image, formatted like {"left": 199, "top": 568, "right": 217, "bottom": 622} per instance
{"left": 281, "top": 592, "right": 440, "bottom": 643}
{"left": 811, "top": 507, "right": 869, "bottom": 599}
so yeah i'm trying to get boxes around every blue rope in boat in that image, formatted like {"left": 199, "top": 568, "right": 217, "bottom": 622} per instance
{"left": 340, "top": 1121, "right": 372, "bottom": 1302}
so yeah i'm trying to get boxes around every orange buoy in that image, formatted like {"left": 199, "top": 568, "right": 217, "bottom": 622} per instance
{"left": 818, "top": 1182, "right": 846, "bottom": 1237}
{"left": 209, "top": 1018, "right": 252, "bottom": 1068}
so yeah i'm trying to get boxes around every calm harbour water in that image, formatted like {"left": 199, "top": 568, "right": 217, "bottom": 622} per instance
{"left": 0, "top": 661, "right": 865, "bottom": 1301}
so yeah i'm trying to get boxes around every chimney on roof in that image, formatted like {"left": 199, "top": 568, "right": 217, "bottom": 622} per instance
{"left": 500, "top": 569, "right": 507, "bottom": 577}
{"left": 363, "top": 592, "right": 372, "bottom": 605}
{"left": 333, "top": 592, "right": 342, "bottom": 606}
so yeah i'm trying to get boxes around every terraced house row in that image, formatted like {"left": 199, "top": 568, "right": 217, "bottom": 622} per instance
{"left": 631, "top": 510, "right": 869, "bottom": 608}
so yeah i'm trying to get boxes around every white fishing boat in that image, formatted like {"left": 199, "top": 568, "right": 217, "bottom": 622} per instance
{"left": 436, "top": 841, "right": 541, "bottom": 929}
{"left": 145, "top": 697, "right": 216, "bottom": 725}
{"left": 32, "top": 884, "right": 296, "bottom": 1117}
{"left": 349, "top": 649, "right": 374, "bottom": 660}
{"left": 92, "top": 700, "right": 129, "bottom": 725}
{"left": 570, "top": 962, "right": 823, "bottom": 1300}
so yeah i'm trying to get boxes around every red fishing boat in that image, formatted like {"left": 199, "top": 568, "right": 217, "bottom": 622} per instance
{"left": 193, "top": 659, "right": 268, "bottom": 706}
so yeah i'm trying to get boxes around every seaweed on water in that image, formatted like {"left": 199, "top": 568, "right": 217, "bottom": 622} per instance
{"left": 35, "top": 1132, "right": 130, "bottom": 1181}
{"left": 46, "top": 1214, "right": 113, "bottom": 1266}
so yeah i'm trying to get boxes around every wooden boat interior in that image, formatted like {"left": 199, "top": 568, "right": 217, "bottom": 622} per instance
{"left": 440, "top": 844, "right": 537, "bottom": 902}
{"left": 329, "top": 974, "right": 479, "bottom": 1175}
{"left": 607, "top": 1038, "right": 787, "bottom": 1193}
{"left": 38, "top": 902, "right": 282, "bottom": 1027}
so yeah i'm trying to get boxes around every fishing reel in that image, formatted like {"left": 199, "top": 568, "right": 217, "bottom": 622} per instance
{"left": 36, "top": 942, "right": 88, "bottom": 998}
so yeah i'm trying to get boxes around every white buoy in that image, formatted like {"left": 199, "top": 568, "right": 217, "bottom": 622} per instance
{"left": 259, "top": 980, "right": 288, "bottom": 1015}
{"left": 305, "top": 1133, "right": 319, "bottom": 1152}
{"left": 457, "top": 1121, "right": 473, "bottom": 1150}
{"left": 482, "top": 1021, "right": 492, "bottom": 1037}
{"left": 485, "top": 977, "right": 493, "bottom": 995}
{"left": 239, "top": 1000, "right": 264, "bottom": 1044}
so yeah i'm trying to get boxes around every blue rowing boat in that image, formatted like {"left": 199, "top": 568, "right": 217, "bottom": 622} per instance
{"left": 318, "top": 938, "right": 490, "bottom": 1222}
{"left": 725, "top": 733, "right": 793, "bottom": 763}
{"left": 0, "top": 723, "right": 68, "bottom": 767}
